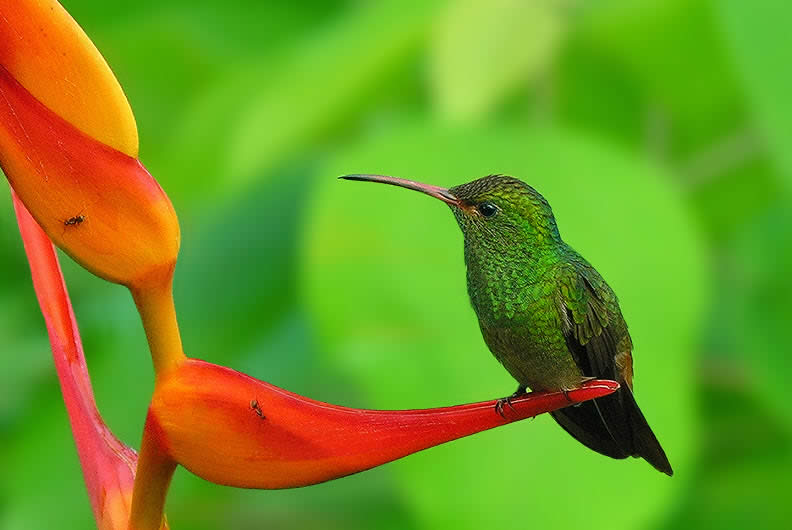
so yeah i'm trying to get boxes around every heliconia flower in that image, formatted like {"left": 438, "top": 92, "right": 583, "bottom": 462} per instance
{"left": 0, "top": 1, "right": 179, "bottom": 292}
{"left": 12, "top": 192, "right": 168, "bottom": 530}
{"left": 148, "top": 360, "right": 619, "bottom": 489}
{"left": 128, "top": 359, "right": 618, "bottom": 529}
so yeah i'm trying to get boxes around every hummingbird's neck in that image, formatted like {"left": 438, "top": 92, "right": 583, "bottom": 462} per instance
{"left": 463, "top": 234, "right": 562, "bottom": 322}
{"left": 463, "top": 227, "right": 561, "bottom": 268}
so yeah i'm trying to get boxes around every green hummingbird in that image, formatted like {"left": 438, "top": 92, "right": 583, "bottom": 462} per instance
{"left": 341, "top": 173, "right": 672, "bottom": 476}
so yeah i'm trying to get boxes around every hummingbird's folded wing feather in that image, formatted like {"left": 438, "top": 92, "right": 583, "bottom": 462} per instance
{"left": 552, "top": 260, "right": 673, "bottom": 474}
{"left": 551, "top": 263, "right": 634, "bottom": 456}
{"left": 557, "top": 261, "right": 629, "bottom": 379}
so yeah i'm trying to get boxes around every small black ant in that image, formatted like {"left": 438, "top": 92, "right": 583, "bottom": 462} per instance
{"left": 250, "top": 399, "right": 265, "bottom": 419}
{"left": 60, "top": 212, "right": 86, "bottom": 237}
{"left": 64, "top": 214, "right": 86, "bottom": 227}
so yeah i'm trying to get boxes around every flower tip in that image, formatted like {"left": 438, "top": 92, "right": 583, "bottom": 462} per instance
{"left": 565, "top": 379, "right": 621, "bottom": 402}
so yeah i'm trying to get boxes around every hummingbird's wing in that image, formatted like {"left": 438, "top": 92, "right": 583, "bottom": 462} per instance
{"left": 559, "top": 261, "right": 633, "bottom": 383}
{"left": 551, "top": 260, "right": 673, "bottom": 475}
{"left": 552, "top": 263, "right": 632, "bottom": 456}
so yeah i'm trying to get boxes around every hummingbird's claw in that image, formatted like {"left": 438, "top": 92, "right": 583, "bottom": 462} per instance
{"left": 495, "top": 387, "right": 527, "bottom": 418}
{"left": 494, "top": 399, "right": 503, "bottom": 418}
{"left": 494, "top": 398, "right": 509, "bottom": 419}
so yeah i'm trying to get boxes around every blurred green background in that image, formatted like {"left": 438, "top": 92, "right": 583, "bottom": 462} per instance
{"left": 1, "top": 0, "right": 790, "bottom": 528}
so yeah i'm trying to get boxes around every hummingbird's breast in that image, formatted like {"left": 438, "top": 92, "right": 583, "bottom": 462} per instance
{"left": 463, "top": 241, "right": 582, "bottom": 390}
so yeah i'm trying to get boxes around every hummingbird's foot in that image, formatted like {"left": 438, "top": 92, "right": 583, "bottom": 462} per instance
{"left": 494, "top": 398, "right": 514, "bottom": 418}
{"left": 495, "top": 386, "right": 527, "bottom": 418}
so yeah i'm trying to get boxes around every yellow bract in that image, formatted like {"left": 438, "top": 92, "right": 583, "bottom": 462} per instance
{"left": 0, "top": 0, "right": 138, "bottom": 156}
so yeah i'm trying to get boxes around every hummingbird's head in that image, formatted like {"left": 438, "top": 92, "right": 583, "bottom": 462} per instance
{"left": 340, "top": 173, "right": 560, "bottom": 246}
{"left": 447, "top": 174, "right": 560, "bottom": 245}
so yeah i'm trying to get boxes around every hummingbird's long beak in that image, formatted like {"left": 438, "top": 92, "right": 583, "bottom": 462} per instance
{"left": 340, "top": 174, "right": 460, "bottom": 206}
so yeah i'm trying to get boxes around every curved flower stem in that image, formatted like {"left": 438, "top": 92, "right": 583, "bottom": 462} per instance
{"left": 128, "top": 412, "right": 175, "bottom": 530}
{"left": 131, "top": 281, "right": 186, "bottom": 377}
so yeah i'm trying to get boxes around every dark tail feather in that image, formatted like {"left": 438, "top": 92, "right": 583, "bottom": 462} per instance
{"left": 621, "top": 388, "right": 673, "bottom": 476}
{"left": 550, "top": 387, "right": 673, "bottom": 476}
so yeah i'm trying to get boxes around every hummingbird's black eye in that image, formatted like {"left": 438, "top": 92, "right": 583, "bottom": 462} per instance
{"left": 477, "top": 201, "right": 498, "bottom": 218}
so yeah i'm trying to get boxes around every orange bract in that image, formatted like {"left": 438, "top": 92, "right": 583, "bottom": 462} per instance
{"left": 0, "top": 65, "right": 179, "bottom": 289}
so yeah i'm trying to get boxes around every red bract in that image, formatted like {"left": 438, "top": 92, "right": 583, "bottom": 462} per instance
{"left": 148, "top": 359, "right": 620, "bottom": 489}
{"left": 12, "top": 192, "right": 167, "bottom": 530}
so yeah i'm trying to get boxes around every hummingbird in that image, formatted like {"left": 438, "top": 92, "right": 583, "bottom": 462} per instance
{"left": 340, "top": 173, "right": 673, "bottom": 476}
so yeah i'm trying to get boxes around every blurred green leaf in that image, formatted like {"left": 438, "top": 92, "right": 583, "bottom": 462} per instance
{"left": 302, "top": 121, "right": 705, "bottom": 529}
{"left": 686, "top": 158, "right": 781, "bottom": 243}
{"left": 152, "top": 69, "right": 262, "bottom": 206}
{"left": 577, "top": 0, "right": 746, "bottom": 158}
{"left": 565, "top": 0, "right": 782, "bottom": 243}
{"left": 174, "top": 166, "right": 313, "bottom": 361}
{"left": 556, "top": 39, "right": 647, "bottom": 151}
{"left": 429, "top": 0, "right": 567, "bottom": 121}
{"left": 0, "top": 187, "right": 28, "bottom": 290}
{"left": 658, "top": 383, "right": 792, "bottom": 530}
{"left": 0, "top": 294, "right": 51, "bottom": 437}
{"left": 718, "top": 201, "right": 792, "bottom": 427}
{"left": 96, "top": 8, "right": 238, "bottom": 156}
{"left": 167, "top": 454, "right": 419, "bottom": 530}
{"left": 0, "top": 194, "right": 61, "bottom": 439}
{"left": 717, "top": 1, "right": 792, "bottom": 186}
{"left": 227, "top": 0, "right": 443, "bottom": 185}
{"left": 81, "top": 2, "right": 342, "bottom": 207}
{"left": 2, "top": 402, "right": 94, "bottom": 529}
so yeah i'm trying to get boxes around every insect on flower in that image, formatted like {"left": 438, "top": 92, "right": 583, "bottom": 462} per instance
{"left": 250, "top": 399, "right": 265, "bottom": 419}
{"left": 64, "top": 214, "right": 86, "bottom": 226}
{"left": 59, "top": 210, "right": 87, "bottom": 237}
